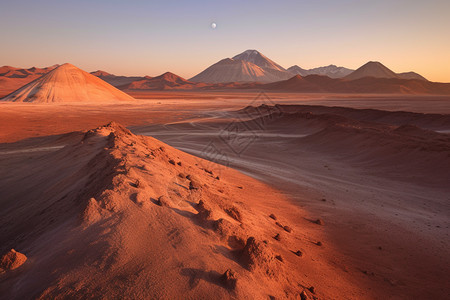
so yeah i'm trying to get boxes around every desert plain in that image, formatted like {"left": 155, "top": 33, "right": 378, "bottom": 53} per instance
{"left": 0, "top": 90, "right": 449, "bottom": 299}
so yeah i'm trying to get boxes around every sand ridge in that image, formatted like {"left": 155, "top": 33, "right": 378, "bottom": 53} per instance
{"left": 0, "top": 122, "right": 347, "bottom": 299}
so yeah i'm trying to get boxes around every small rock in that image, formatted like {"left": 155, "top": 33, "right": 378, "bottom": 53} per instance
{"left": 300, "top": 290, "right": 309, "bottom": 300}
{"left": 314, "top": 219, "right": 324, "bottom": 225}
{"left": 308, "top": 286, "right": 316, "bottom": 294}
{"left": 275, "top": 255, "right": 283, "bottom": 262}
{"left": 274, "top": 234, "right": 281, "bottom": 241}
{"left": 134, "top": 179, "right": 141, "bottom": 188}
{"left": 294, "top": 250, "right": 303, "bottom": 257}
{"left": 269, "top": 214, "right": 277, "bottom": 220}
{"left": 177, "top": 161, "right": 182, "bottom": 166}
{"left": 316, "top": 241, "right": 323, "bottom": 246}
{"left": 168, "top": 159, "right": 176, "bottom": 165}
{"left": 224, "top": 206, "right": 242, "bottom": 222}
{"left": 156, "top": 195, "right": 170, "bottom": 207}
{"left": 215, "top": 176, "right": 220, "bottom": 180}
{"left": 275, "top": 222, "right": 284, "bottom": 228}
{"left": 283, "top": 226, "right": 292, "bottom": 233}
{"left": 188, "top": 175, "right": 201, "bottom": 190}
{"left": 0, "top": 249, "right": 27, "bottom": 272}
{"left": 221, "top": 269, "right": 237, "bottom": 289}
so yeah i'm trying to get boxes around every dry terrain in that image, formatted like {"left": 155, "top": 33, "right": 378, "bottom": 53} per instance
{"left": 1, "top": 92, "right": 449, "bottom": 299}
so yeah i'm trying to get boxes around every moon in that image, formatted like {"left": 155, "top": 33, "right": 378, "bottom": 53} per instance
{"left": 211, "top": 22, "right": 217, "bottom": 29}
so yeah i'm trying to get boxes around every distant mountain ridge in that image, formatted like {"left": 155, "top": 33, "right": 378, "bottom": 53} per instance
{"left": 344, "top": 61, "right": 427, "bottom": 81}
{"left": 120, "top": 72, "right": 199, "bottom": 90}
{"left": 288, "top": 65, "right": 354, "bottom": 78}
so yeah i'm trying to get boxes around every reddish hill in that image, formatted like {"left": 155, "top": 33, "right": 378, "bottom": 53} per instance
{"left": 0, "top": 65, "right": 59, "bottom": 97}
{"left": 120, "top": 72, "right": 198, "bottom": 90}
{"left": 263, "top": 75, "right": 323, "bottom": 92}
{"left": 90, "top": 70, "right": 145, "bottom": 87}
{"left": 2, "top": 63, "right": 135, "bottom": 103}
{"left": 259, "top": 74, "right": 450, "bottom": 95}
{"left": 344, "top": 61, "right": 399, "bottom": 81}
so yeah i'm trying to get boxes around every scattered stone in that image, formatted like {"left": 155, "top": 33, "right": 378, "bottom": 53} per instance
{"left": 237, "top": 186, "right": 243, "bottom": 189}
{"left": 321, "top": 198, "right": 326, "bottom": 202}
{"left": 300, "top": 290, "right": 309, "bottom": 300}
{"left": 215, "top": 176, "right": 220, "bottom": 180}
{"left": 178, "top": 173, "right": 185, "bottom": 178}
{"left": 156, "top": 195, "right": 170, "bottom": 207}
{"left": 177, "top": 161, "right": 182, "bottom": 166}
{"left": 269, "top": 214, "right": 277, "bottom": 220}
{"left": 283, "top": 225, "right": 292, "bottom": 233}
{"left": 294, "top": 250, "right": 303, "bottom": 257}
{"left": 275, "top": 222, "right": 284, "bottom": 228}
{"left": 133, "top": 179, "right": 141, "bottom": 188}
{"left": 0, "top": 249, "right": 27, "bottom": 272}
{"left": 188, "top": 176, "right": 201, "bottom": 190}
{"left": 314, "top": 219, "right": 324, "bottom": 225}
{"left": 275, "top": 255, "right": 283, "bottom": 262}
{"left": 308, "top": 286, "right": 316, "bottom": 294}
{"left": 316, "top": 241, "right": 323, "bottom": 246}
{"left": 274, "top": 233, "right": 281, "bottom": 241}
{"left": 204, "top": 169, "right": 213, "bottom": 175}
{"left": 220, "top": 269, "right": 237, "bottom": 289}
{"left": 224, "top": 206, "right": 242, "bottom": 222}
{"left": 168, "top": 159, "right": 176, "bottom": 165}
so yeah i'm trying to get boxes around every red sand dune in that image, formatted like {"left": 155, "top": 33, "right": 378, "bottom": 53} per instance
{"left": 0, "top": 122, "right": 326, "bottom": 299}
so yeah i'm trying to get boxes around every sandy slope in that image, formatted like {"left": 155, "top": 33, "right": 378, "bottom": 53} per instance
{"left": 1, "top": 64, "right": 135, "bottom": 103}
{"left": 132, "top": 104, "right": 450, "bottom": 299}
{"left": 0, "top": 122, "right": 353, "bottom": 299}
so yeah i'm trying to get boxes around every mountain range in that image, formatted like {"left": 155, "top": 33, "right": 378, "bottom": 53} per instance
{"left": 1, "top": 50, "right": 447, "bottom": 100}
{"left": 288, "top": 65, "right": 354, "bottom": 78}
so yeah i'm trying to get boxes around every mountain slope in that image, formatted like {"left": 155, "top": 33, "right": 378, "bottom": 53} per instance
{"left": 397, "top": 72, "right": 427, "bottom": 81}
{"left": 190, "top": 50, "right": 293, "bottom": 83}
{"left": 190, "top": 58, "right": 279, "bottom": 83}
{"left": 232, "top": 50, "right": 286, "bottom": 72}
{"left": 2, "top": 63, "right": 135, "bottom": 103}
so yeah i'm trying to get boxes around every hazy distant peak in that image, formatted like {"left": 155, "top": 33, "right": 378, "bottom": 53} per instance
{"left": 232, "top": 49, "right": 286, "bottom": 72}
{"left": 345, "top": 61, "right": 399, "bottom": 80}
{"left": 91, "top": 70, "right": 113, "bottom": 77}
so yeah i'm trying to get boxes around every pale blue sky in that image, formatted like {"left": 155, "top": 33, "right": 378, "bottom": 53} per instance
{"left": 1, "top": 0, "right": 449, "bottom": 81}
